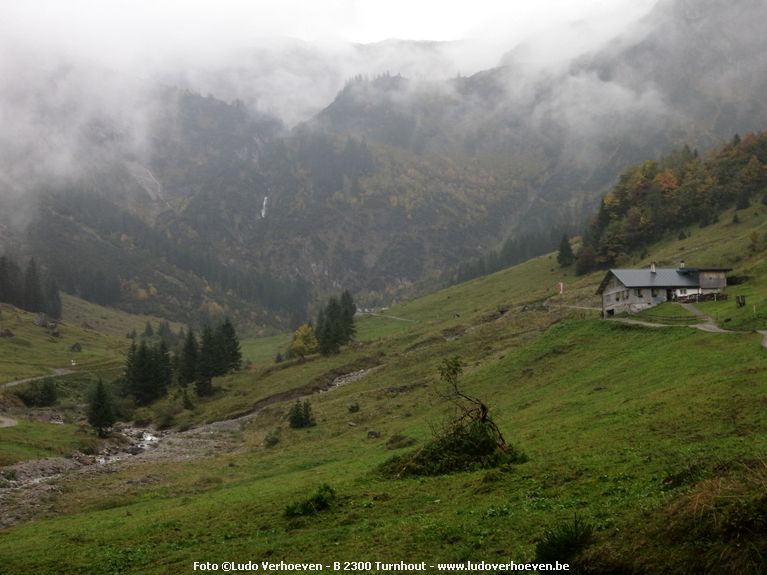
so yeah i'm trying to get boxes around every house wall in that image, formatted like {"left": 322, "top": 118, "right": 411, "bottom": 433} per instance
{"left": 602, "top": 281, "right": 667, "bottom": 314}
{"left": 699, "top": 271, "right": 727, "bottom": 290}
{"left": 673, "top": 287, "right": 699, "bottom": 298}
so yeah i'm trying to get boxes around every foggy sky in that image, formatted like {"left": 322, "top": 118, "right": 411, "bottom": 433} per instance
{"left": 1, "top": 1, "right": 657, "bottom": 72}
{"left": 0, "top": 0, "right": 659, "bottom": 205}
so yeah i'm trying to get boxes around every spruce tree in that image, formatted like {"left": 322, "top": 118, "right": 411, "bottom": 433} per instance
{"left": 217, "top": 318, "right": 242, "bottom": 372}
{"left": 0, "top": 256, "right": 23, "bottom": 306}
{"left": 178, "top": 329, "right": 199, "bottom": 387}
{"left": 124, "top": 340, "right": 168, "bottom": 406}
{"left": 152, "top": 340, "right": 172, "bottom": 398}
{"left": 23, "top": 258, "right": 45, "bottom": 313}
{"left": 316, "top": 310, "right": 341, "bottom": 355}
{"left": 196, "top": 325, "right": 217, "bottom": 396}
{"left": 157, "top": 321, "right": 174, "bottom": 345}
{"left": 288, "top": 399, "right": 316, "bottom": 428}
{"left": 339, "top": 290, "right": 357, "bottom": 343}
{"left": 315, "top": 308, "right": 326, "bottom": 350}
{"left": 87, "top": 380, "right": 116, "bottom": 437}
{"left": 125, "top": 341, "right": 137, "bottom": 386}
{"left": 128, "top": 341, "right": 154, "bottom": 406}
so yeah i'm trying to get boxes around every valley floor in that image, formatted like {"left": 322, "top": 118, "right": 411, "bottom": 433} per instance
{"left": 1, "top": 241, "right": 767, "bottom": 574}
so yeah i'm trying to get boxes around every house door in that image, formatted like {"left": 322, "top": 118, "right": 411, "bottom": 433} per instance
{"left": 666, "top": 289, "right": 673, "bottom": 301}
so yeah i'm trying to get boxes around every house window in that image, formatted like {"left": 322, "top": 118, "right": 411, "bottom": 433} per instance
{"left": 679, "top": 289, "right": 687, "bottom": 295}
{"left": 635, "top": 289, "right": 643, "bottom": 298}
{"left": 651, "top": 288, "right": 658, "bottom": 297}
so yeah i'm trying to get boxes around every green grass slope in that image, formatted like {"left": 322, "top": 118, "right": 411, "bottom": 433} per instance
{"left": 0, "top": 303, "right": 129, "bottom": 383}
{"left": 1, "top": 206, "right": 767, "bottom": 574}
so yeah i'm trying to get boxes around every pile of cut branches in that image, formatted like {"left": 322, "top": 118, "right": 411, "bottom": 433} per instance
{"left": 379, "top": 357, "right": 526, "bottom": 478}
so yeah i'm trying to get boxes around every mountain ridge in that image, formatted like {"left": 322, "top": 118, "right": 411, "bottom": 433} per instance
{"left": 3, "top": 0, "right": 766, "bottom": 329}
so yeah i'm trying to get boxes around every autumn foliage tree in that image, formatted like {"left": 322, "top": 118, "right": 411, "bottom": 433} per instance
{"left": 287, "top": 324, "right": 318, "bottom": 361}
{"left": 575, "top": 133, "right": 767, "bottom": 274}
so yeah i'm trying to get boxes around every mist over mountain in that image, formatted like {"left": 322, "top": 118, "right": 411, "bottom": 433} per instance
{"left": 1, "top": 0, "right": 764, "bottom": 329}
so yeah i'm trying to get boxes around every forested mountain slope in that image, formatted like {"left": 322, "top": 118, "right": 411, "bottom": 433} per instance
{"left": 4, "top": 0, "right": 766, "bottom": 329}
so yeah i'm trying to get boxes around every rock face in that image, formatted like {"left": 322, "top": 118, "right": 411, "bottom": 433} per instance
{"left": 330, "top": 369, "right": 370, "bottom": 389}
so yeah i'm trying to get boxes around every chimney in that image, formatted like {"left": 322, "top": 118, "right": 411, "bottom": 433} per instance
{"left": 679, "top": 260, "right": 685, "bottom": 269}
{"left": 650, "top": 262, "right": 656, "bottom": 274}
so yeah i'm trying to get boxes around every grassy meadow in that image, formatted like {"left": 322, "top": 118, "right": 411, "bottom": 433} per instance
{"left": 0, "top": 302, "right": 129, "bottom": 383}
{"left": 1, "top": 205, "right": 767, "bottom": 573}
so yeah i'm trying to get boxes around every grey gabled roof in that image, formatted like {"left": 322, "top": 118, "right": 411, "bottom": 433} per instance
{"left": 597, "top": 268, "right": 699, "bottom": 294}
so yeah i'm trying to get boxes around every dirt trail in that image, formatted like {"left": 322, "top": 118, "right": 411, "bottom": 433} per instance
{"left": 1, "top": 368, "right": 74, "bottom": 389}
{"left": 359, "top": 312, "right": 417, "bottom": 323}
{"left": 610, "top": 303, "right": 742, "bottom": 335}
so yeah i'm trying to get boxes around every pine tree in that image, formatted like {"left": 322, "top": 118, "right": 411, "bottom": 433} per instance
{"left": 178, "top": 329, "right": 198, "bottom": 387}
{"left": 557, "top": 234, "right": 575, "bottom": 267}
{"left": 316, "top": 306, "right": 342, "bottom": 356}
{"left": 157, "top": 321, "right": 174, "bottom": 345}
{"left": 23, "top": 258, "right": 45, "bottom": 313}
{"left": 288, "top": 399, "right": 316, "bottom": 428}
{"left": 0, "top": 256, "right": 23, "bottom": 307}
{"left": 125, "top": 340, "right": 169, "bottom": 406}
{"left": 128, "top": 341, "right": 153, "bottom": 405}
{"left": 125, "top": 341, "right": 137, "bottom": 386}
{"left": 143, "top": 321, "right": 154, "bottom": 338}
{"left": 196, "top": 325, "right": 217, "bottom": 396}
{"left": 339, "top": 290, "right": 357, "bottom": 343}
{"left": 87, "top": 380, "right": 116, "bottom": 437}
{"left": 217, "top": 318, "right": 242, "bottom": 372}
{"left": 152, "top": 340, "right": 173, "bottom": 398}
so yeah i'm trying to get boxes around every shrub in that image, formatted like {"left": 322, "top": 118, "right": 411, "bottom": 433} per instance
{"left": 182, "top": 389, "right": 195, "bottom": 411}
{"left": 348, "top": 402, "right": 360, "bottom": 413}
{"left": 264, "top": 428, "right": 281, "bottom": 448}
{"left": 16, "top": 378, "right": 58, "bottom": 407}
{"left": 284, "top": 483, "right": 336, "bottom": 517}
{"left": 379, "top": 420, "right": 526, "bottom": 477}
{"left": 535, "top": 514, "right": 594, "bottom": 566}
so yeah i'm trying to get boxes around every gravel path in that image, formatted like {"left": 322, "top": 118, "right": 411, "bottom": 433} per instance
{"left": 0, "top": 415, "right": 17, "bottom": 428}
{"left": 679, "top": 303, "right": 730, "bottom": 333}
